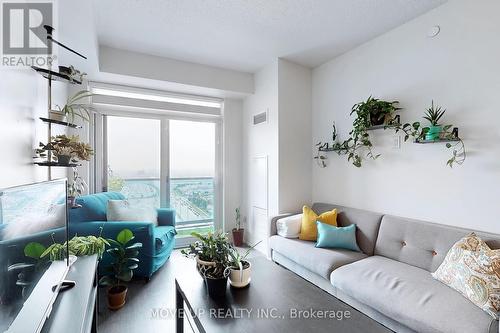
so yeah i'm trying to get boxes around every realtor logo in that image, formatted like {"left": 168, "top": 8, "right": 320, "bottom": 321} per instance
{"left": 1, "top": 1, "right": 55, "bottom": 66}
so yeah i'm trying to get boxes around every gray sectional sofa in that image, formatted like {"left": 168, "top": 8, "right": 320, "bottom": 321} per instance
{"left": 269, "top": 203, "right": 500, "bottom": 333}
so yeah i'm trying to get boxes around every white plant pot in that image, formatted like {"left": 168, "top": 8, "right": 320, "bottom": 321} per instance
{"left": 49, "top": 111, "right": 66, "bottom": 122}
{"left": 229, "top": 261, "right": 251, "bottom": 288}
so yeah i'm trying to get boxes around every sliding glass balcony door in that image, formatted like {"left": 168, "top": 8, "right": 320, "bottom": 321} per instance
{"left": 104, "top": 115, "right": 218, "bottom": 239}
{"left": 169, "top": 120, "right": 215, "bottom": 237}
{"left": 106, "top": 116, "right": 161, "bottom": 208}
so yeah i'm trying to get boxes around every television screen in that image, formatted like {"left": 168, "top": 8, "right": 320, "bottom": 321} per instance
{"left": 0, "top": 179, "right": 69, "bottom": 333}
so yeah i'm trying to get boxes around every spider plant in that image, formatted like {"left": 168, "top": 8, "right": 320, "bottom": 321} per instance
{"left": 54, "top": 90, "right": 94, "bottom": 123}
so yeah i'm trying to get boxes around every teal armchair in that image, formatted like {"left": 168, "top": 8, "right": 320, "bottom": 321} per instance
{"left": 68, "top": 192, "right": 176, "bottom": 279}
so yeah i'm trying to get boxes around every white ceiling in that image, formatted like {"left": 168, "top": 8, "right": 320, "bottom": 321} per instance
{"left": 94, "top": 0, "right": 446, "bottom": 73}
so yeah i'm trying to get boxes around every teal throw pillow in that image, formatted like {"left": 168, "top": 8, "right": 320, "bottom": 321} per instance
{"left": 315, "top": 222, "right": 361, "bottom": 252}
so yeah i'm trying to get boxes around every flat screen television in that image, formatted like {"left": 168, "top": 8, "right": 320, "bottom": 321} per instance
{"left": 0, "top": 179, "right": 70, "bottom": 333}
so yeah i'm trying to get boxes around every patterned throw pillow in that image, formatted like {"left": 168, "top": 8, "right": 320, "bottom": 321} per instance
{"left": 432, "top": 233, "right": 500, "bottom": 319}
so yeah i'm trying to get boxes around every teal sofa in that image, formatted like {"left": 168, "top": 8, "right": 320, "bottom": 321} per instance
{"left": 68, "top": 192, "right": 176, "bottom": 279}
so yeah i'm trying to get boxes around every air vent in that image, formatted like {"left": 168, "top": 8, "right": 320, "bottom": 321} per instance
{"left": 253, "top": 111, "right": 267, "bottom": 125}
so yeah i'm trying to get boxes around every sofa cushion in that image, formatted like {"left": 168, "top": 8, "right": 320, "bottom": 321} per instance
{"left": 154, "top": 226, "right": 176, "bottom": 253}
{"left": 432, "top": 233, "right": 500, "bottom": 319}
{"left": 300, "top": 206, "right": 337, "bottom": 241}
{"left": 374, "top": 215, "right": 500, "bottom": 272}
{"left": 71, "top": 192, "right": 125, "bottom": 224}
{"left": 311, "top": 203, "right": 383, "bottom": 255}
{"left": 330, "top": 256, "right": 497, "bottom": 333}
{"left": 269, "top": 235, "right": 367, "bottom": 279}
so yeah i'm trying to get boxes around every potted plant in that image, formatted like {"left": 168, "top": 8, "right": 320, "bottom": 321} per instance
{"left": 99, "top": 229, "right": 143, "bottom": 310}
{"left": 232, "top": 208, "right": 244, "bottom": 246}
{"left": 68, "top": 169, "right": 87, "bottom": 207}
{"left": 351, "top": 96, "right": 400, "bottom": 127}
{"left": 181, "top": 231, "right": 232, "bottom": 298}
{"left": 228, "top": 241, "right": 262, "bottom": 288}
{"left": 36, "top": 134, "right": 93, "bottom": 165}
{"left": 423, "top": 100, "right": 446, "bottom": 141}
{"left": 7, "top": 242, "right": 50, "bottom": 300}
{"left": 50, "top": 90, "right": 94, "bottom": 123}
{"left": 59, "top": 65, "right": 87, "bottom": 83}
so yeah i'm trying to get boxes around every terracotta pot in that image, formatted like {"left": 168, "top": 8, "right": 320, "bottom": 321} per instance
{"left": 229, "top": 260, "right": 251, "bottom": 288}
{"left": 107, "top": 285, "right": 127, "bottom": 310}
{"left": 232, "top": 228, "right": 244, "bottom": 246}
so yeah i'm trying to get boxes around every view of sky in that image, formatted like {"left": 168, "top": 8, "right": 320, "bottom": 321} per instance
{"left": 107, "top": 117, "right": 215, "bottom": 179}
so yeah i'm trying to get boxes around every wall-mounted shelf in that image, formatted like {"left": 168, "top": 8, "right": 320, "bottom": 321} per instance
{"left": 367, "top": 115, "right": 401, "bottom": 131}
{"left": 39, "top": 117, "right": 82, "bottom": 129}
{"left": 34, "top": 25, "right": 87, "bottom": 180}
{"left": 31, "top": 66, "right": 82, "bottom": 85}
{"left": 318, "top": 147, "right": 344, "bottom": 152}
{"left": 34, "top": 162, "right": 80, "bottom": 167}
{"left": 415, "top": 138, "right": 461, "bottom": 144}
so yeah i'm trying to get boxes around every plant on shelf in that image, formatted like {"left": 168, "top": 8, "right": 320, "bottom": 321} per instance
{"left": 392, "top": 101, "right": 466, "bottom": 167}
{"left": 59, "top": 65, "right": 87, "bottom": 82}
{"left": 228, "top": 240, "right": 262, "bottom": 288}
{"left": 181, "top": 231, "right": 232, "bottom": 297}
{"left": 314, "top": 99, "right": 465, "bottom": 168}
{"left": 352, "top": 96, "right": 401, "bottom": 127}
{"left": 232, "top": 208, "right": 244, "bottom": 246}
{"left": 50, "top": 90, "right": 94, "bottom": 123}
{"left": 324, "top": 97, "right": 400, "bottom": 167}
{"left": 347, "top": 97, "right": 401, "bottom": 165}
{"left": 36, "top": 134, "right": 93, "bottom": 165}
{"left": 99, "top": 229, "right": 142, "bottom": 310}
{"left": 422, "top": 100, "right": 446, "bottom": 140}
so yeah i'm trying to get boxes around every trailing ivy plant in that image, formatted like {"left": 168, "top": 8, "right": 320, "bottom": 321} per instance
{"left": 315, "top": 99, "right": 466, "bottom": 168}
{"left": 316, "top": 97, "right": 400, "bottom": 167}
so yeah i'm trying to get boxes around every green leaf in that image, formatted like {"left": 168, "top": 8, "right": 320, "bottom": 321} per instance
{"left": 8, "top": 263, "right": 35, "bottom": 271}
{"left": 117, "top": 229, "right": 134, "bottom": 245}
{"left": 126, "top": 257, "right": 140, "bottom": 262}
{"left": 24, "top": 242, "right": 47, "bottom": 259}
{"left": 124, "top": 249, "right": 139, "bottom": 257}
{"left": 117, "top": 270, "right": 133, "bottom": 282}
{"left": 125, "top": 242, "right": 143, "bottom": 250}
{"left": 99, "top": 275, "right": 117, "bottom": 286}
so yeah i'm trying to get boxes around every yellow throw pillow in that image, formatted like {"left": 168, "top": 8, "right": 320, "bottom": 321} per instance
{"left": 299, "top": 206, "right": 337, "bottom": 241}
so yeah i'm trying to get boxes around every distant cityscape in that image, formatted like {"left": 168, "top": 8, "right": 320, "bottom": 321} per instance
{"left": 107, "top": 172, "right": 214, "bottom": 226}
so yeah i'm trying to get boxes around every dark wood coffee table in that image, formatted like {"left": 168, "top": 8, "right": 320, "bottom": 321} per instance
{"left": 175, "top": 257, "right": 393, "bottom": 333}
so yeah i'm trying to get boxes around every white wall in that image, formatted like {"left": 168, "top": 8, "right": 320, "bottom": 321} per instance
{"left": 223, "top": 98, "right": 243, "bottom": 232}
{"left": 0, "top": 69, "right": 67, "bottom": 188}
{"left": 312, "top": 0, "right": 500, "bottom": 233}
{"left": 99, "top": 46, "right": 254, "bottom": 95}
{"left": 240, "top": 59, "right": 312, "bottom": 253}
{"left": 242, "top": 61, "right": 279, "bottom": 252}
{"left": 278, "top": 59, "right": 313, "bottom": 213}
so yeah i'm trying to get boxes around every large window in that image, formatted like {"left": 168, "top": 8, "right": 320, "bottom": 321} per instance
{"left": 92, "top": 84, "right": 222, "bottom": 244}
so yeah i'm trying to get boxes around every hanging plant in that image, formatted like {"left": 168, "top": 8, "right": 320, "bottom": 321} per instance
{"left": 314, "top": 100, "right": 466, "bottom": 168}
{"left": 316, "top": 97, "right": 400, "bottom": 167}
